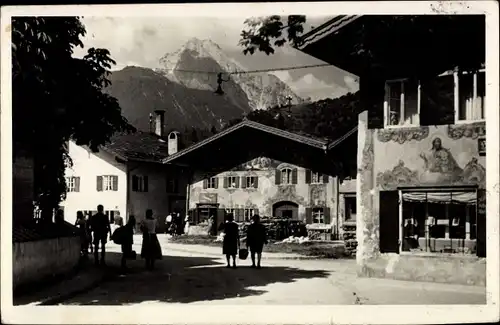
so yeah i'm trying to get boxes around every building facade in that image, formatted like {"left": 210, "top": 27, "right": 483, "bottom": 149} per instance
{"left": 61, "top": 110, "right": 187, "bottom": 231}
{"left": 297, "top": 15, "right": 487, "bottom": 285}
{"left": 189, "top": 156, "right": 339, "bottom": 231}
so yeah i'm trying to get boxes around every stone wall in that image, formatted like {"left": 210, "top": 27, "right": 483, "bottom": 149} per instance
{"left": 13, "top": 236, "right": 81, "bottom": 290}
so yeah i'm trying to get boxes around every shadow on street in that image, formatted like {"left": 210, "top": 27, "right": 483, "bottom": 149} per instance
{"left": 65, "top": 252, "right": 331, "bottom": 305}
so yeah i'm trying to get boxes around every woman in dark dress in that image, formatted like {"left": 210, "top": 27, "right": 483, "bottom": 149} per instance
{"left": 246, "top": 214, "right": 268, "bottom": 269}
{"left": 75, "top": 211, "right": 89, "bottom": 257}
{"left": 222, "top": 213, "right": 240, "bottom": 268}
{"left": 140, "top": 209, "right": 163, "bottom": 270}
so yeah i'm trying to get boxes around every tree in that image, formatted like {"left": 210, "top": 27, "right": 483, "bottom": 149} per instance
{"left": 239, "top": 15, "right": 484, "bottom": 78}
{"left": 12, "top": 17, "right": 134, "bottom": 224}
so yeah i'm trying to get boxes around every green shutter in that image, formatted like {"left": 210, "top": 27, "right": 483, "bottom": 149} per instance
{"left": 241, "top": 176, "right": 247, "bottom": 188}
{"left": 74, "top": 177, "right": 80, "bottom": 192}
{"left": 254, "top": 176, "right": 259, "bottom": 188}
{"left": 235, "top": 176, "right": 240, "bottom": 188}
{"left": 203, "top": 179, "right": 208, "bottom": 189}
{"left": 324, "top": 207, "right": 331, "bottom": 224}
{"left": 223, "top": 177, "right": 228, "bottom": 188}
{"left": 275, "top": 169, "right": 281, "bottom": 185}
{"left": 214, "top": 177, "right": 219, "bottom": 189}
{"left": 305, "top": 208, "right": 312, "bottom": 224}
{"left": 292, "top": 168, "right": 298, "bottom": 184}
{"left": 305, "top": 170, "right": 311, "bottom": 184}
{"left": 112, "top": 176, "right": 118, "bottom": 191}
{"left": 96, "top": 176, "right": 103, "bottom": 191}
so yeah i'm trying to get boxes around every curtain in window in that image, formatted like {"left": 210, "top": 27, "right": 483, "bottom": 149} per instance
{"left": 402, "top": 191, "right": 476, "bottom": 204}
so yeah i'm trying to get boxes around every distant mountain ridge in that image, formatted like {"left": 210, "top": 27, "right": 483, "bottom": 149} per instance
{"left": 105, "top": 38, "right": 304, "bottom": 132}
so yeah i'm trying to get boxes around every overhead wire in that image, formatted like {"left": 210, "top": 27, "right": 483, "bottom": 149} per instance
{"left": 162, "top": 63, "right": 333, "bottom": 75}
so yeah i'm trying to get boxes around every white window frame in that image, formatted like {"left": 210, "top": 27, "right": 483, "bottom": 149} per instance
{"left": 311, "top": 171, "right": 322, "bottom": 184}
{"left": 453, "top": 69, "right": 486, "bottom": 124}
{"left": 103, "top": 175, "right": 116, "bottom": 191}
{"left": 246, "top": 176, "right": 257, "bottom": 188}
{"left": 66, "top": 176, "right": 76, "bottom": 192}
{"left": 227, "top": 176, "right": 238, "bottom": 189}
{"left": 312, "top": 207, "right": 325, "bottom": 224}
{"left": 383, "top": 67, "right": 486, "bottom": 128}
{"left": 384, "top": 78, "right": 420, "bottom": 128}
{"left": 281, "top": 168, "right": 293, "bottom": 185}
{"left": 226, "top": 208, "right": 236, "bottom": 216}
{"left": 207, "top": 177, "right": 217, "bottom": 189}
{"left": 244, "top": 208, "right": 255, "bottom": 219}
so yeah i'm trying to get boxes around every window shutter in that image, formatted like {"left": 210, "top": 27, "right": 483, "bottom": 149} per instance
{"left": 203, "top": 179, "right": 208, "bottom": 189}
{"left": 241, "top": 176, "right": 247, "bottom": 188}
{"left": 292, "top": 168, "right": 298, "bottom": 184}
{"left": 96, "top": 176, "right": 103, "bottom": 192}
{"left": 75, "top": 177, "right": 80, "bottom": 192}
{"left": 305, "top": 170, "right": 312, "bottom": 184}
{"left": 324, "top": 207, "right": 331, "bottom": 224}
{"left": 275, "top": 169, "right": 281, "bottom": 185}
{"left": 322, "top": 174, "right": 329, "bottom": 183}
{"left": 305, "top": 208, "right": 313, "bottom": 224}
{"left": 132, "top": 175, "right": 138, "bottom": 191}
{"left": 223, "top": 177, "right": 228, "bottom": 188}
{"left": 112, "top": 176, "right": 118, "bottom": 191}
{"left": 144, "top": 176, "right": 149, "bottom": 192}
{"left": 238, "top": 208, "right": 245, "bottom": 221}
{"left": 254, "top": 176, "right": 259, "bottom": 188}
{"left": 214, "top": 177, "right": 219, "bottom": 189}
{"left": 379, "top": 190, "right": 400, "bottom": 253}
{"left": 476, "top": 189, "right": 486, "bottom": 257}
{"left": 235, "top": 176, "right": 240, "bottom": 188}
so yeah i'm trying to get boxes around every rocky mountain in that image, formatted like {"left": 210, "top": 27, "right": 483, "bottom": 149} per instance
{"left": 105, "top": 38, "right": 304, "bottom": 132}
{"left": 105, "top": 66, "right": 251, "bottom": 131}
{"left": 156, "top": 37, "right": 303, "bottom": 111}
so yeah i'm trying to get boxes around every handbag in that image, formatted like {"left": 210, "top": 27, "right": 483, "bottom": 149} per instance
{"left": 111, "top": 226, "right": 125, "bottom": 245}
{"left": 239, "top": 248, "right": 249, "bottom": 260}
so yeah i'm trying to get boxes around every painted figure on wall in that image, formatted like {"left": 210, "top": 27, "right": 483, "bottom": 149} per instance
{"left": 419, "top": 137, "right": 463, "bottom": 183}
{"left": 232, "top": 157, "right": 280, "bottom": 171}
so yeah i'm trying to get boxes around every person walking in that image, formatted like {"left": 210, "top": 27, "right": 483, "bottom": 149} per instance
{"left": 165, "top": 213, "right": 172, "bottom": 234}
{"left": 89, "top": 205, "right": 111, "bottom": 266}
{"left": 140, "top": 209, "right": 163, "bottom": 270}
{"left": 120, "top": 215, "right": 136, "bottom": 270}
{"left": 246, "top": 214, "right": 268, "bottom": 269}
{"left": 207, "top": 215, "right": 215, "bottom": 236}
{"left": 75, "top": 211, "right": 89, "bottom": 258}
{"left": 222, "top": 213, "right": 240, "bottom": 268}
{"left": 184, "top": 215, "right": 190, "bottom": 234}
{"left": 85, "top": 213, "right": 93, "bottom": 254}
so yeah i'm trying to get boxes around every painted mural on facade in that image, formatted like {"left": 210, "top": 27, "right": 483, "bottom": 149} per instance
{"left": 374, "top": 123, "right": 486, "bottom": 190}
{"left": 230, "top": 156, "right": 283, "bottom": 171}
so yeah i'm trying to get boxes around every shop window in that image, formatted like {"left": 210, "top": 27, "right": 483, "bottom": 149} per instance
{"left": 401, "top": 190, "right": 478, "bottom": 255}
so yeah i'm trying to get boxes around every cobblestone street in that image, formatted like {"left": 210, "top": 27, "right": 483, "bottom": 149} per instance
{"left": 57, "top": 237, "right": 486, "bottom": 306}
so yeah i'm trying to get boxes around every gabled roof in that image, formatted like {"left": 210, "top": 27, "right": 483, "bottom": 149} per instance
{"left": 297, "top": 15, "right": 361, "bottom": 50}
{"left": 103, "top": 131, "right": 170, "bottom": 163}
{"left": 162, "top": 119, "right": 329, "bottom": 164}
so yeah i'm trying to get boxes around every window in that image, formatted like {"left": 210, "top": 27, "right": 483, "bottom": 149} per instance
{"left": 204, "top": 177, "right": 217, "bottom": 189}
{"left": 97, "top": 175, "right": 118, "bottom": 192}
{"left": 384, "top": 68, "right": 485, "bottom": 127}
{"left": 245, "top": 176, "right": 258, "bottom": 188}
{"left": 132, "top": 175, "right": 148, "bottom": 192}
{"left": 344, "top": 196, "right": 356, "bottom": 221}
{"left": 312, "top": 208, "right": 324, "bottom": 224}
{"left": 226, "top": 208, "right": 236, "bottom": 216}
{"left": 66, "top": 176, "right": 80, "bottom": 192}
{"left": 311, "top": 172, "right": 322, "bottom": 184}
{"left": 227, "top": 176, "right": 238, "bottom": 189}
{"left": 244, "top": 208, "right": 256, "bottom": 219}
{"left": 385, "top": 79, "right": 419, "bottom": 127}
{"left": 400, "top": 190, "right": 477, "bottom": 255}
{"left": 166, "top": 177, "right": 179, "bottom": 193}
{"left": 281, "top": 168, "right": 293, "bottom": 184}
{"left": 458, "top": 71, "right": 485, "bottom": 121}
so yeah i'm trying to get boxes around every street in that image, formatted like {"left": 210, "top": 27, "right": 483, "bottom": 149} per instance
{"left": 59, "top": 236, "right": 486, "bottom": 306}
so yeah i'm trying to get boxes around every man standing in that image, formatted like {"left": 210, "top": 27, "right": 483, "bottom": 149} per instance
{"left": 89, "top": 205, "right": 111, "bottom": 266}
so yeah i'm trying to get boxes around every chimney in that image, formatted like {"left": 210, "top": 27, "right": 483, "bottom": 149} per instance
{"left": 154, "top": 110, "right": 165, "bottom": 137}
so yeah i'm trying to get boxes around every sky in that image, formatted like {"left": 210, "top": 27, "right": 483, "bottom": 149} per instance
{"left": 74, "top": 16, "right": 359, "bottom": 101}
